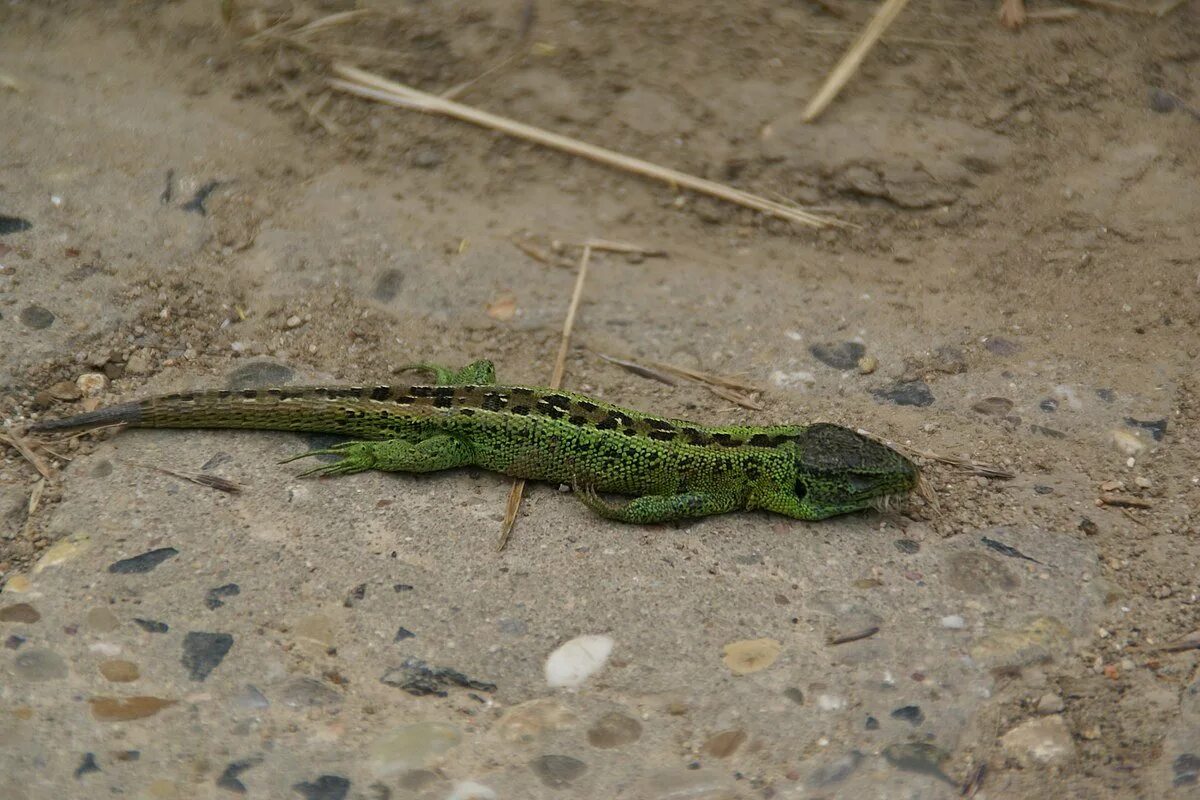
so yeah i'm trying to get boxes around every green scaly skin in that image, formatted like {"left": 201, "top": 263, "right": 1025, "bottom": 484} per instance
{"left": 29, "top": 360, "right": 920, "bottom": 523}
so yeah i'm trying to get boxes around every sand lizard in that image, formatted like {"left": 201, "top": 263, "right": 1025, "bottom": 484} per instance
{"left": 30, "top": 360, "right": 919, "bottom": 523}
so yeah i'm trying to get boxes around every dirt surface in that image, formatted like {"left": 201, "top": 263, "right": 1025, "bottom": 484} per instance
{"left": 1, "top": 1, "right": 1198, "bottom": 798}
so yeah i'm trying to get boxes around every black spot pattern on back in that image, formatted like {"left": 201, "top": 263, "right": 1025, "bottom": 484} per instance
{"left": 481, "top": 393, "right": 507, "bottom": 411}
{"left": 568, "top": 415, "right": 588, "bottom": 426}
{"left": 510, "top": 404, "right": 531, "bottom": 415}
{"left": 371, "top": 386, "right": 391, "bottom": 401}
{"left": 595, "top": 416, "right": 620, "bottom": 430}
{"left": 648, "top": 430, "right": 675, "bottom": 441}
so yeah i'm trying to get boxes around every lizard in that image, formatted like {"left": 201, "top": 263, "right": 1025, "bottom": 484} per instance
{"left": 28, "top": 360, "right": 920, "bottom": 523}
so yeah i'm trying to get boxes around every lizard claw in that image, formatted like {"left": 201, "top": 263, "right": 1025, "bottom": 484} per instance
{"left": 574, "top": 483, "right": 628, "bottom": 518}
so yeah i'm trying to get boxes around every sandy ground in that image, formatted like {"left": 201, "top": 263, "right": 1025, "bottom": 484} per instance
{"left": 1, "top": 1, "right": 1198, "bottom": 798}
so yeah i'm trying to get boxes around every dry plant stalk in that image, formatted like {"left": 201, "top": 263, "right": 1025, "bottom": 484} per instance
{"left": 803, "top": 0, "right": 914, "bottom": 122}
{"left": 498, "top": 243, "right": 596, "bottom": 551}
{"left": 0, "top": 429, "right": 54, "bottom": 480}
{"left": 329, "top": 64, "right": 844, "bottom": 229}
{"left": 594, "top": 351, "right": 764, "bottom": 410}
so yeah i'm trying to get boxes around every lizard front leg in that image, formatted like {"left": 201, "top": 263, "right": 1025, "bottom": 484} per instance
{"left": 284, "top": 435, "right": 473, "bottom": 478}
{"left": 395, "top": 360, "right": 497, "bottom": 386}
{"left": 576, "top": 486, "right": 741, "bottom": 524}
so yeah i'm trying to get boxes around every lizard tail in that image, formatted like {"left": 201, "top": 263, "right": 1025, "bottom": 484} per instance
{"left": 28, "top": 402, "right": 144, "bottom": 432}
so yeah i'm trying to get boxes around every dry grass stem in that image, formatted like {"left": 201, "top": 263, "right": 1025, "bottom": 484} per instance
{"left": 126, "top": 461, "right": 242, "bottom": 494}
{"left": 330, "top": 64, "right": 844, "bottom": 229}
{"left": 1068, "top": 0, "right": 1187, "bottom": 14}
{"left": 1025, "top": 6, "right": 1081, "bottom": 18}
{"left": 498, "top": 244, "right": 596, "bottom": 551}
{"left": 803, "top": 0, "right": 914, "bottom": 122}
{"left": 0, "top": 429, "right": 54, "bottom": 480}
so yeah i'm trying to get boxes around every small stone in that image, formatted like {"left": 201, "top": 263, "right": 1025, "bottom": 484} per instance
{"left": 19, "top": 304, "right": 55, "bottom": 329}
{"left": 1039, "top": 398, "right": 1058, "bottom": 412}
{"left": 285, "top": 315, "right": 303, "bottom": 329}
{"left": 1110, "top": 429, "right": 1146, "bottom": 456}
{"left": 74, "top": 752, "right": 101, "bottom": 779}
{"left": 703, "top": 729, "right": 747, "bottom": 758}
{"left": 88, "top": 696, "right": 176, "bottom": 721}
{"left": 446, "top": 781, "right": 497, "bottom": 800}
{"left": 784, "top": 687, "right": 804, "bottom": 704}
{"left": 132, "top": 618, "right": 169, "bottom": 634}
{"left": 890, "top": 705, "right": 925, "bottom": 725}
{"left": 0, "top": 215, "right": 33, "bottom": 235}
{"left": 279, "top": 677, "right": 342, "bottom": 708}
{"left": 544, "top": 634, "right": 613, "bottom": 688}
{"left": 99, "top": 659, "right": 140, "bottom": 682}
{"left": 107, "top": 547, "right": 178, "bottom": 574}
{"left": 393, "top": 626, "right": 416, "bottom": 642}
{"left": 721, "top": 637, "right": 781, "bottom": 675}
{"left": 587, "top": 711, "right": 642, "bottom": 748}
{"left": 857, "top": 356, "right": 878, "bottom": 375}
{"left": 931, "top": 345, "right": 967, "bottom": 374}
{"left": 983, "top": 337, "right": 1021, "bottom": 356}
{"left": 232, "top": 684, "right": 270, "bottom": 710}
{"left": 14, "top": 647, "right": 68, "bottom": 681}
{"left": 1000, "top": 716, "right": 1075, "bottom": 766}
{"left": 292, "top": 775, "right": 350, "bottom": 800}
{"left": 48, "top": 380, "right": 82, "bottom": 401}
{"left": 1097, "top": 388, "right": 1116, "bottom": 403}
{"left": 123, "top": 350, "right": 153, "bottom": 375}
{"left": 367, "top": 723, "right": 461, "bottom": 777}
{"left": 1037, "top": 693, "right": 1065, "bottom": 714}
{"left": 865, "top": 716, "right": 879, "bottom": 730}
{"left": 216, "top": 758, "right": 261, "bottom": 794}
{"left": 0, "top": 603, "right": 40, "bottom": 623}
{"left": 810, "top": 342, "right": 866, "bottom": 370}
{"left": 941, "top": 614, "right": 966, "bottom": 629}
{"left": 4, "top": 634, "right": 24, "bottom": 649}
{"left": 873, "top": 380, "right": 934, "bottom": 407}
{"left": 35, "top": 534, "right": 91, "bottom": 573}
{"left": 972, "top": 396, "right": 1014, "bottom": 416}
{"left": 85, "top": 607, "right": 119, "bottom": 632}
{"left": 181, "top": 631, "right": 234, "bottom": 681}
{"left": 76, "top": 372, "right": 107, "bottom": 397}
{"left": 204, "top": 583, "right": 240, "bottom": 610}
{"left": 496, "top": 698, "right": 575, "bottom": 743}
{"left": 113, "top": 750, "right": 140, "bottom": 761}
{"left": 1149, "top": 87, "right": 1178, "bottom": 113}
{"left": 1125, "top": 417, "right": 1167, "bottom": 442}
{"left": 807, "top": 751, "right": 863, "bottom": 787}
{"left": 882, "top": 742, "right": 955, "bottom": 784}
{"left": 380, "top": 658, "right": 495, "bottom": 697}
{"left": 894, "top": 539, "right": 920, "bottom": 554}
{"left": 529, "top": 755, "right": 587, "bottom": 788}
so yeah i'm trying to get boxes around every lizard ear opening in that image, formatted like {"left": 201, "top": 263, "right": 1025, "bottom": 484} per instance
{"left": 794, "top": 479, "right": 808, "bottom": 501}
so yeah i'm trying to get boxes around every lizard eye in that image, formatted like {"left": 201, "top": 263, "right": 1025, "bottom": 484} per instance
{"left": 794, "top": 480, "right": 808, "bottom": 501}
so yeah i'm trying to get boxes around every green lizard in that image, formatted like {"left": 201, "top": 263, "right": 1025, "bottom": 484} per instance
{"left": 29, "top": 360, "right": 919, "bottom": 523}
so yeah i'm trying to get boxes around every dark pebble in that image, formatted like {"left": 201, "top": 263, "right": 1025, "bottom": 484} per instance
{"left": 5, "top": 634, "right": 26, "bottom": 649}
{"left": 810, "top": 342, "right": 866, "bottom": 370}
{"left": 394, "top": 626, "right": 416, "bottom": 642}
{"left": 217, "top": 758, "right": 262, "bottom": 794}
{"left": 1039, "top": 398, "right": 1058, "bottom": 412}
{"left": 865, "top": 715, "right": 879, "bottom": 730}
{"left": 890, "top": 705, "right": 925, "bottom": 725}
{"left": 1174, "top": 754, "right": 1200, "bottom": 787}
{"left": 1149, "top": 88, "right": 1178, "bottom": 113}
{"left": 784, "top": 687, "right": 805, "bottom": 704}
{"left": 19, "top": 304, "right": 55, "bottom": 330}
{"left": 894, "top": 539, "right": 920, "bottom": 554}
{"left": 205, "top": 583, "right": 241, "bottom": 610}
{"left": 393, "top": 583, "right": 414, "bottom": 592}
{"left": 983, "top": 337, "right": 1021, "bottom": 356}
{"left": 0, "top": 602, "right": 41, "bottom": 623}
{"left": 1078, "top": 517, "right": 1099, "bottom": 536}
{"left": 1034, "top": 485, "right": 1054, "bottom": 495}
{"left": 108, "top": 547, "right": 179, "bottom": 574}
{"left": 344, "top": 583, "right": 367, "bottom": 607}
{"left": 133, "top": 618, "right": 169, "bottom": 634}
{"left": 372, "top": 268, "right": 405, "bottom": 302}
{"left": 292, "top": 774, "right": 350, "bottom": 800}
{"left": 873, "top": 380, "right": 934, "bottom": 407}
{"left": 1029, "top": 424, "right": 1066, "bottom": 439}
{"left": 971, "top": 397, "right": 1013, "bottom": 416}
{"left": 1096, "top": 388, "right": 1116, "bottom": 403}
{"left": 0, "top": 215, "right": 32, "bottom": 234}
{"left": 380, "top": 657, "right": 496, "bottom": 697}
{"left": 114, "top": 750, "right": 140, "bottom": 761}
{"left": 1125, "top": 417, "right": 1167, "bottom": 442}
{"left": 74, "top": 752, "right": 101, "bottom": 779}
{"left": 182, "top": 631, "right": 234, "bottom": 681}
{"left": 227, "top": 361, "right": 295, "bottom": 390}
{"left": 882, "top": 742, "right": 955, "bottom": 785}
{"left": 807, "top": 750, "right": 863, "bottom": 787}
{"left": 181, "top": 180, "right": 220, "bottom": 215}
{"left": 409, "top": 147, "right": 444, "bottom": 169}
{"left": 530, "top": 755, "right": 587, "bottom": 788}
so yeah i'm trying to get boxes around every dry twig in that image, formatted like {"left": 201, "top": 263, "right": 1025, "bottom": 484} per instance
{"left": 125, "top": 461, "right": 242, "bottom": 494}
{"left": 0, "top": 429, "right": 54, "bottom": 480}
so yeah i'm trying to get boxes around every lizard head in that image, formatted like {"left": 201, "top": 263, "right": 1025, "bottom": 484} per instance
{"left": 764, "top": 423, "right": 920, "bottom": 520}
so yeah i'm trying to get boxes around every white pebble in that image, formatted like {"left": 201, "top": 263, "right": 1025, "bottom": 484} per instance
{"left": 75, "top": 372, "right": 108, "bottom": 397}
{"left": 544, "top": 634, "right": 614, "bottom": 688}
{"left": 446, "top": 782, "right": 496, "bottom": 800}
{"left": 286, "top": 315, "right": 303, "bottom": 329}
{"left": 817, "top": 694, "right": 846, "bottom": 711}
{"left": 941, "top": 615, "right": 966, "bottom": 629}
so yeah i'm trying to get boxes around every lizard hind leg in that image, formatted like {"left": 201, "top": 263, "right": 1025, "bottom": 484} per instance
{"left": 284, "top": 435, "right": 474, "bottom": 479}
{"left": 394, "top": 360, "right": 497, "bottom": 386}
{"left": 576, "top": 486, "right": 740, "bottom": 524}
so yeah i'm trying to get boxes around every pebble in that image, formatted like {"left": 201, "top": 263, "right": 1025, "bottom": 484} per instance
{"left": 970, "top": 616, "right": 1070, "bottom": 669}
{"left": 216, "top": 758, "right": 260, "bottom": 793}
{"left": 545, "top": 634, "right": 614, "bottom": 688}
{"left": 857, "top": 355, "right": 878, "bottom": 374}
{"left": 19, "top": 304, "right": 55, "bottom": 330}
{"left": 86, "top": 607, "right": 119, "bottom": 632}
{"left": 703, "top": 729, "right": 746, "bottom": 758}
{"left": 368, "top": 722, "right": 461, "bottom": 777}
{"left": 279, "top": 677, "right": 342, "bottom": 708}
{"left": 181, "top": 631, "right": 234, "bottom": 681}
{"left": 894, "top": 538, "right": 920, "bottom": 554}
{"left": 108, "top": 547, "right": 179, "bottom": 574}
{"left": 5, "top": 634, "right": 25, "bottom": 649}
{"left": 292, "top": 775, "right": 350, "bottom": 800}
{"left": 1110, "top": 429, "right": 1146, "bottom": 456}
{"left": 88, "top": 696, "right": 176, "bottom": 721}
{"left": 1125, "top": 417, "right": 1167, "bottom": 442}
{"left": 76, "top": 372, "right": 108, "bottom": 397}
{"left": 233, "top": 684, "right": 270, "bottom": 710}
{"left": 890, "top": 705, "right": 925, "bottom": 725}
{"left": 882, "top": 742, "right": 955, "bottom": 785}
{"left": 983, "top": 336, "right": 1021, "bottom": 356}
{"left": 226, "top": 361, "right": 295, "bottom": 390}
{"left": 394, "top": 626, "right": 416, "bottom": 641}
{"left": 74, "top": 752, "right": 101, "bottom": 779}
{"left": 99, "top": 659, "right": 140, "bottom": 682}
{"left": 940, "top": 614, "right": 966, "bottom": 629}
{"left": 587, "top": 711, "right": 642, "bottom": 748}
{"left": 0, "top": 214, "right": 33, "bottom": 234}
{"left": 784, "top": 687, "right": 805, "bottom": 704}
{"left": 34, "top": 534, "right": 91, "bottom": 572}
{"left": 529, "top": 754, "right": 587, "bottom": 788}
{"left": 14, "top": 647, "right": 68, "bottom": 681}
{"left": 972, "top": 396, "right": 1014, "bottom": 416}
{"left": 495, "top": 698, "right": 575, "bottom": 743}
{"left": 807, "top": 751, "right": 863, "bottom": 787}
{"left": 1000, "top": 716, "right": 1075, "bottom": 766}
{"left": 810, "top": 342, "right": 866, "bottom": 370}
{"left": 446, "top": 781, "right": 497, "bottom": 800}
{"left": 1173, "top": 754, "right": 1200, "bottom": 787}
{"left": 285, "top": 315, "right": 303, "bottom": 329}
{"left": 0, "top": 602, "right": 40, "bottom": 623}
{"left": 721, "top": 637, "right": 781, "bottom": 675}
{"left": 1037, "top": 693, "right": 1066, "bottom": 714}
{"left": 1039, "top": 398, "right": 1058, "bottom": 412}
{"left": 873, "top": 380, "right": 934, "bottom": 407}
{"left": 132, "top": 618, "right": 169, "bottom": 634}
{"left": 204, "top": 583, "right": 240, "bottom": 610}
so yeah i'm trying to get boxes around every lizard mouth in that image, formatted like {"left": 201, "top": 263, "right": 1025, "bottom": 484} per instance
{"left": 867, "top": 470, "right": 932, "bottom": 515}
